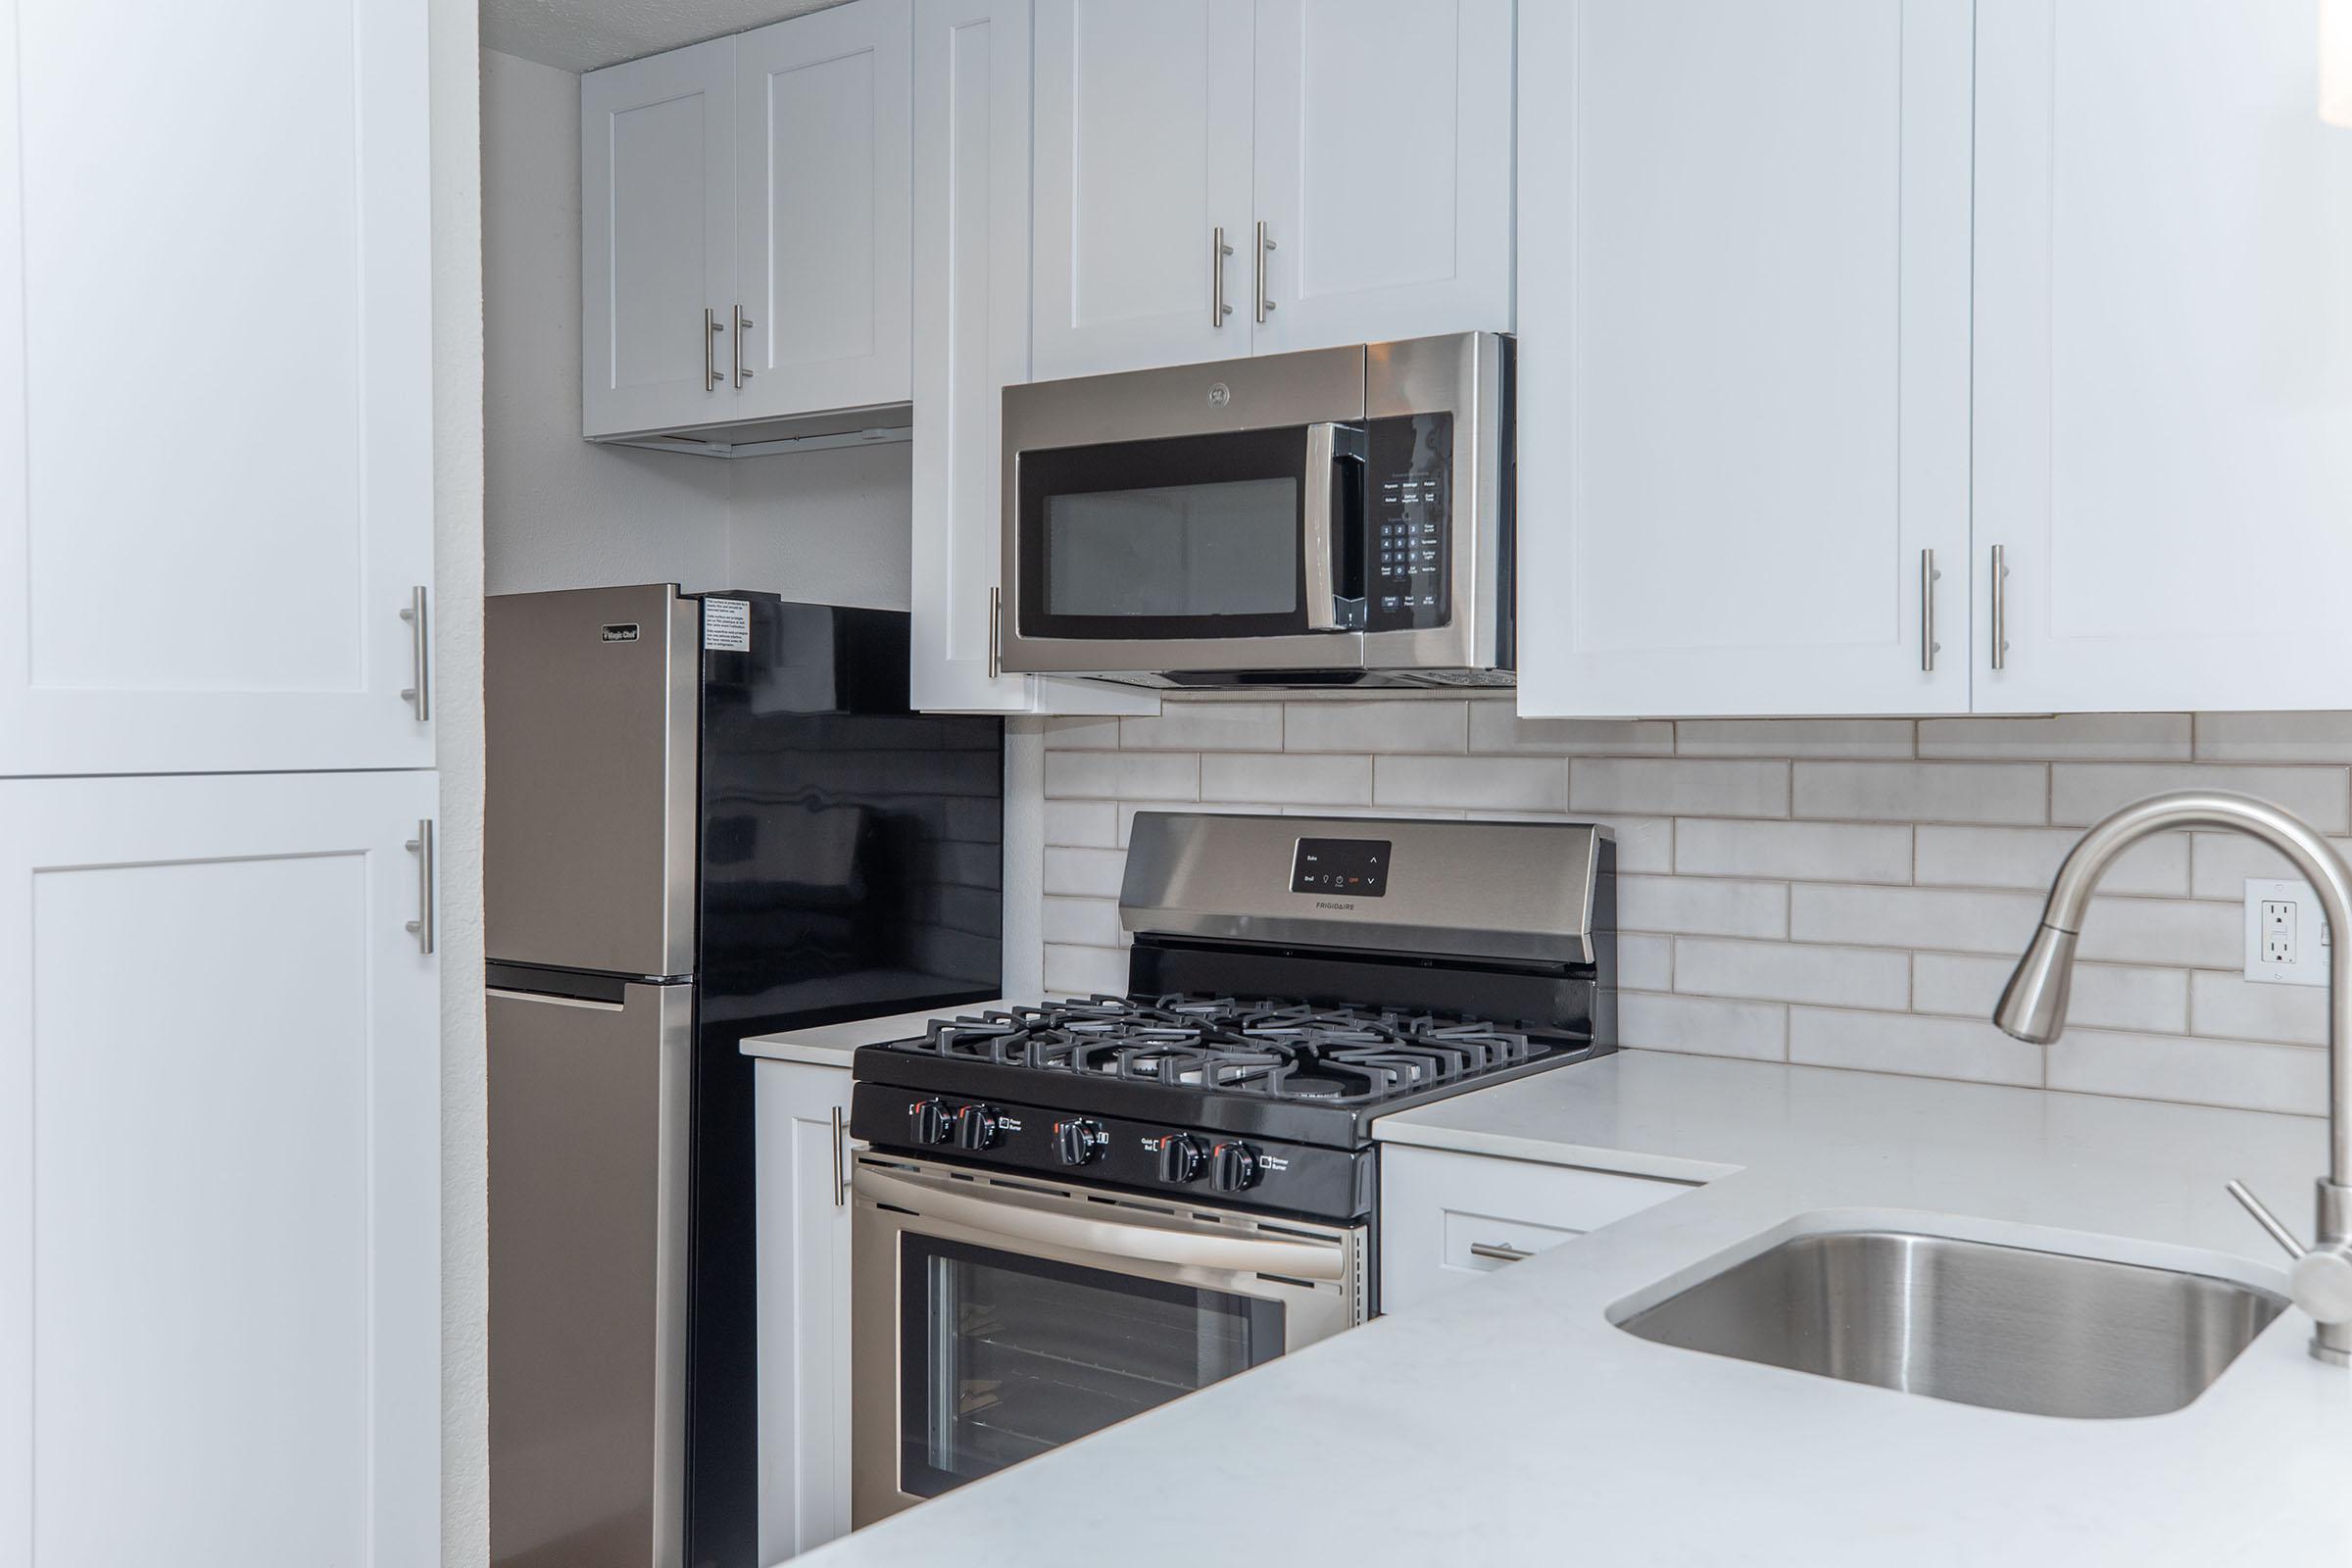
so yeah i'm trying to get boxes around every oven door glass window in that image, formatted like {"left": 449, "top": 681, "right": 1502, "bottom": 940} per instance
{"left": 1016, "top": 427, "right": 1354, "bottom": 642}
{"left": 899, "top": 1235, "right": 1284, "bottom": 1499}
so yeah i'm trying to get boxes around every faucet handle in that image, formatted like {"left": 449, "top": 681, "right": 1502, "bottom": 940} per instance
{"left": 2228, "top": 1178, "right": 2308, "bottom": 1258}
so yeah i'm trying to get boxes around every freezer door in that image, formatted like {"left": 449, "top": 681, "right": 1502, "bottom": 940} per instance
{"left": 486, "top": 584, "right": 700, "bottom": 976}
{"left": 488, "top": 975, "right": 693, "bottom": 1568}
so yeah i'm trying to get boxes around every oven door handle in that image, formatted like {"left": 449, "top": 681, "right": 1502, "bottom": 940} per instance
{"left": 852, "top": 1164, "right": 1348, "bottom": 1283}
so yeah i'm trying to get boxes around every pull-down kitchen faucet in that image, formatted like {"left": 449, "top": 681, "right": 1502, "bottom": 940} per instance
{"left": 1994, "top": 791, "right": 2352, "bottom": 1365}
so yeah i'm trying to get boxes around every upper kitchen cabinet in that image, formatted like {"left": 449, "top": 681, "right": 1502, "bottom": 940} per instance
{"left": 1972, "top": 0, "right": 2352, "bottom": 712}
{"left": 1031, "top": 0, "right": 1255, "bottom": 380}
{"left": 0, "top": 0, "right": 435, "bottom": 774}
{"left": 1515, "top": 0, "right": 1974, "bottom": 718}
{"left": 908, "top": 0, "right": 1156, "bottom": 713}
{"left": 1033, "top": 0, "right": 1513, "bottom": 381}
{"left": 1249, "top": 0, "right": 1514, "bottom": 355}
{"left": 582, "top": 37, "right": 738, "bottom": 437}
{"left": 582, "top": 0, "right": 913, "bottom": 441}
{"left": 735, "top": 0, "right": 913, "bottom": 419}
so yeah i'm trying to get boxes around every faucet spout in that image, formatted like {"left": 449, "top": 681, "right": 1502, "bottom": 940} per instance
{"left": 1993, "top": 790, "right": 2352, "bottom": 1365}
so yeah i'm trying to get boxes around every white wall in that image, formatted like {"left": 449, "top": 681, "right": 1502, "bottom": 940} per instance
{"left": 480, "top": 48, "right": 911, "bottom": 609}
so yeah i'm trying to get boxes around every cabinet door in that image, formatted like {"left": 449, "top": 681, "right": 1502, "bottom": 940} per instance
{"left": 755, "top": 1060, "right": 856, "bottom": 1561}
{"left": 582, "top": 37, "right": 736, "bottom": 437}
{"left": 1515, "top": 0, "right": 1974, "bottom": 718}
{"left": 735, "top": 0, "right": 914, "bottom": 419}
{"left": 1032, "top": 0, "right": 1256, "bottom": 378}
{"left": 908, "top": 0, "right": 1159, "bottom": 714}
{"left": 0, "top": 0, "right": 434, "bottom": 774}
{"left": 1973, "top": 0, "right": 2352, "bottom": 712}
{"left": 0, "top": 770, "right": 440, "bottom": 1567}
{"left": 1249, "top": 0, "right": 1514, "bottom": 355}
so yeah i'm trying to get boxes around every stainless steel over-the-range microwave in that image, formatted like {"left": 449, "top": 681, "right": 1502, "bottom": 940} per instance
{"left": 999, "top": 331, "right": 1512, "bottom": 688}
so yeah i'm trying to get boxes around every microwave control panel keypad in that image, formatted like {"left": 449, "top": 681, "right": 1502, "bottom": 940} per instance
{"left": 1365, "top": 413, "right": 1453, "bottom": 631}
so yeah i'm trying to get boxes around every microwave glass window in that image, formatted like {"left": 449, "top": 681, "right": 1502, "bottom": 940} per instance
{"left": 898, "top": 1236, "right": 1283, "bottom": 1500}
{"left": 1046, "top": 477, "right": 1300, "bottom": 618}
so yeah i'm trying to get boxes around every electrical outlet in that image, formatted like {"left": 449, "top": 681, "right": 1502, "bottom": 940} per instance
{"left": 2245, "top": 878, "right": 2331, "bottom": 987}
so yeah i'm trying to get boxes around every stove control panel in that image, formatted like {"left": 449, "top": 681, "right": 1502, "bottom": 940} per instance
{"left": 1290, "top": 837, "right": 1391, "bottom": 898}
{"left": 851, "top": 1082, "right": 1374, "bottom": 1223}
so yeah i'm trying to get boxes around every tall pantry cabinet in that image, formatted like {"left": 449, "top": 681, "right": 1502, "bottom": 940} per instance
{"left": 0, "top": 3, "right": 443, "bottom": 1563}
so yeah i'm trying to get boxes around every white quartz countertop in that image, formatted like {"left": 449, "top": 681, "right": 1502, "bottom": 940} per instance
{"left": 803, "top": 1051, "right": 2352, "bottom": 1566}
{"left": 738, "top": 999, "right": 1030, "bottom": 1068}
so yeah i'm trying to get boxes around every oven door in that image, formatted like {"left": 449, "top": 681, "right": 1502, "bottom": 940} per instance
{"left": 850, "top": 1154, "right": 1362, "bottom": 1525}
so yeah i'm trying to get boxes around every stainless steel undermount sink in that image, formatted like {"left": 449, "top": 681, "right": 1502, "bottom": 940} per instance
{"left": 1615, "top": 1230, "right": 2285, "bottom": 1419}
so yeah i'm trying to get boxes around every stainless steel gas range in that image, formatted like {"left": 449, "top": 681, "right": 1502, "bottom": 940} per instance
{"left": 848, "top": 811, "right": 1618, "bottom": 1523}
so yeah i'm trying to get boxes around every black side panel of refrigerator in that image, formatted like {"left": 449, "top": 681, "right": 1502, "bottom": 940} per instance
{"left": 684, "top": 593, "right": 1004, "bottom": 1568}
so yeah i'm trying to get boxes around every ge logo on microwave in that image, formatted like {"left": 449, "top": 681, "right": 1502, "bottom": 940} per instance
{"left": 1206, "top": 382, "right": 1231, "bottom": 408}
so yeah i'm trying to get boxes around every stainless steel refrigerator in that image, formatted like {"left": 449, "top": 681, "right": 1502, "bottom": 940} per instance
{"left": 484, "top": 584, "right": 1003, "bottom": 1568}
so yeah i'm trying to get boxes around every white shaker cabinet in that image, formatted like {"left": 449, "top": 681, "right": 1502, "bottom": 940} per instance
{"left": 1515, "top": 0, "right": 1974, "bottom": 719}
{"left": 1972, "top": 0, "right": 2352, "bottom": 712}
{"left": 908, "top": 0, "right": 1156, "bottom": 713}
{"left": 582, "top": 37, "right": 739, "bottom": 437}
{"left": 1031, "top": 0, "right": 1256, "bottom": 379}
{"left": 735, "top": 0, "right": 914, "bottom": 419}
{"left": 0, "top": 0, "right": 435, "bottom": 774}
{"left": 1249, "top": 0, "right": 1514, "bottom": 356}
{"left": 755, "top": 1059, "right": 857, "bottom": 1561}
{"left": 0, "top": 770, "right": 442, "bottom": 1567}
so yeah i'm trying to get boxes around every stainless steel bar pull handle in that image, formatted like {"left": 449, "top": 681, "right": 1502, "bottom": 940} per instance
{"left": 1990, "top": 544, "right": 2010, "bottom": 671}
{"left": 1301, "top": 423, "right": 1342, "bottom": 630}
{"left": 1469, "top": 1241, "right": 1533, "bottom": 1263}
{"left": 1254, "top": 220, "right": 1276, "bottom": 323}
{"left": 1210, "top": 226, "right": 1234, "bottom": 327}
{"left": 400, "top": 585, "right": 430, "bottom": 722}
{"left": 830, "top": 1106, "right": 849, "bottom": 1207}
{"left": 987, "top": 585, "right": 1004, "bottom": 680}
{"left": 405, "top": 819, "right": 435, "bottom": 955}
{"left": 704, "top": 307, "right": 722, "bottom": 392}
{"left": 733, "top": 305, "right": 755, "bottom": 386}
{"left": 1920, "top": 548, "right": 1941, "bottom": 673}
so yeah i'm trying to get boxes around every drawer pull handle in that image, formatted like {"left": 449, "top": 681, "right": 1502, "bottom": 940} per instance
{"left": 1469, "top": 1241, "right": 1532, "bottom": 1263}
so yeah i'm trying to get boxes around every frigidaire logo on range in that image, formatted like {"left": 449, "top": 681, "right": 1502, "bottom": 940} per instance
{"left": 600, "top": 623, "right": 640, "bottom": 643}
{"left": 1314, "top": 900, "right": 1356, "bottom": 911}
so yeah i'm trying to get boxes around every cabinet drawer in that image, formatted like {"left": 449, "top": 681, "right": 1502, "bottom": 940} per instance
{"left": 1379, "top": 1144, "right": 1691, "bottom": 1314}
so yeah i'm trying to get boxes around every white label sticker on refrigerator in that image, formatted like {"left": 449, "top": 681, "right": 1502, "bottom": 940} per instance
{"left": 703, "top": 598, "right": 751, "bottom": 652}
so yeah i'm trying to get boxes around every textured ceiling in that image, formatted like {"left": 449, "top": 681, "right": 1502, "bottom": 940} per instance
{"left": 481, "top": 0, "right": 850, "bottom": 73}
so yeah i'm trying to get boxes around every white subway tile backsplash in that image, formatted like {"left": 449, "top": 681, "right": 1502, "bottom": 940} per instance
{"left": 1793, "top": 762, "right": 2046, "bottom": 825}
{"left": 1917, "top": 713, "right": 2191, "bottom": 761}
{"left": 1045, "top": 750, "right": 1199, "bottom": 802}
{"left": 1571, "top": 759, "right": 1789, "bottom": 818}
{"left": 1675, "top": 937, "right": 1909, "bottom": 1010}
{"left": 1914, "top": 824, "right": 2187, "bottom": 896}
{"left": 1619, "top": 876, "right": 1788, "bottom": 940}
{"left": 1376, "top": 755, "right": 1568, "bottom": 811}
{"left": 1674, "top": 818, "right": 1913, "bottom": 884}
{"left": 2051, "top": 763, "right": 2350, "bottom": 833}
{"left": 1677, "top": 718, "right": 1914, "bottom": 759}
{"left": 1118, "top": 702, "right": 1284, "bottom": 752}
{"left": 2194, "top": 710, "right": 2352, "bottom": 763}
{"left": 2045, "top": 1031, "right": 2325, "bottom": 1116}
{"left": 1788, "top": 1007, "right": 2045, "bottom": 1088}
{"left": 1620, "top": 993, "right": 1787, "bottom": 1060}
{"left": 1469, "top": 702, "right": 1673, "bottom": 756}
{"left": 1201, "top": 752, "right": 1372, "bottom": 805}
{"left": 1287, "top": 699, "right": 1466, "bottom": 754}
{"left": 1032, "top": 697, "right": 2352, "bottom": 1117}
{"left": 1912, "top": 954, "right": 2188, "bottom": 1035}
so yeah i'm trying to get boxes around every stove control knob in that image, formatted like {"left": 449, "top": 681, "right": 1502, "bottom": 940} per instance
{"left": 1156, "top": 1133, "right": 1206, "bottom": 1184}
{"left": 1210, "top": 1141, "right": 1261, "bottom": 1193}
{"left": 1054, "top": 1118, "right": 1106, "bottom": 1166}
{"left": 953, "top": 1102, "right": 1001, "bottom": 1151}
{"left": 907, "top": 1098, "right": 951, "bottom": 1146}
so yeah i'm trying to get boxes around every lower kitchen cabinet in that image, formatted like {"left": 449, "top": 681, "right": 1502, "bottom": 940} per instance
{"left": 0, "top": 770, "right": 441, "bottom": 1566}
{"left": 755, "top": 1058, "right": 857, "bottom": 1560}
{"left": 1379, "top": 1145, "right": 1689, "bottom": 1314}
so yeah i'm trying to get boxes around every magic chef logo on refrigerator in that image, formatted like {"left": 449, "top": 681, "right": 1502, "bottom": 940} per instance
{"left": 600, "top": 623, "right": 640, "bottom": 643}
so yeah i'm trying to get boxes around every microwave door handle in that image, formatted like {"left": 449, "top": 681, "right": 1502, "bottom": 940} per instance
{"left": 850, "top": 1163, "right": 1346, "bottom": 1282}
{"left": 1303, "top": 422, "right": 1366, "bottom": 632}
